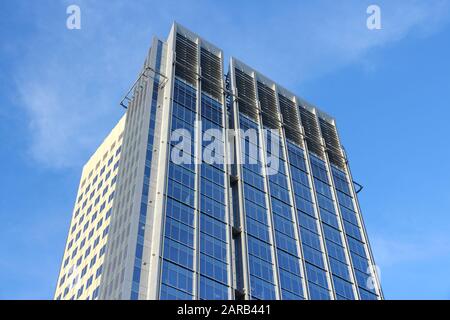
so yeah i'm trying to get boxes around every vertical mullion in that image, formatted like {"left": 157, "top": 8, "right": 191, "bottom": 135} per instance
{"left": 219, "top": 54, "right": 234, "bottom": 300}
{"left": 252, "top": 76, "right": 282, "bottom": 300}
{"left": 193, "top": 38, "right": 201, "bottom": 300}
{"left": 229, "top": 62, "right": 251, "bottom": 299}
{"left": 274, "top": 90, "right": 310, "bottom": 300}
{"left": 297, "top": 104, "right": 336, "bottom": 300}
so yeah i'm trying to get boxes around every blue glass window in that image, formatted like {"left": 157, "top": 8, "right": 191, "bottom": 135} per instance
{"left": 343, "top": 220, "right": 363, "bottom": 241}
{"left": 308, "top": 283, "right": 330, "bottom": 300}
{"left": 161, "top": 261, "right": 193, "bottom": 294}
{"left": 167, "top": 179, "right": 195, "bottom": 207}
{"left": 322, "top": 224, "right": 342, "bottom": 244}
{"left": 163, "top": 237, "right": 194, "bottom": 269}
{"left": 199, "top": 276, "right": 229, "bottom": 300}
{"left": 302, "top": 245, "right": 325, "bottom": 268}
{"left": 305, "top": 263, "right": 328, "bottom": 289}
{"left": 200, "top": 254, "right": 228, "bottom": 284}
{"left": 250, "top": 276, "right": 276, "bottom": 300}
{"left": 244, "top": 200, "right": 267, "bottom": 223}
{"left": 246, "top": 217, "right": 270, "bottom": 242}
{"left": 270, "top": 198, "right": 292, "bottom": 220}
{"left": 326, "top": 240, "right": 347, "bottom": 262}
{"left": 275, "top": 232, "right": 297, "bottom": 255}
{"left": 279, "top": 269, "right": 303, "bottom": 297}
{"left": 329, "top": 257, "right": 351, "bottom": 281}
{"left": 247, "top": 236, "right": 272, "bottom": 262}
{"left": 300, "top": 228, "right": 322, "bottom": 250}
{"left": 347, "top": 237, "right": 367, "bottom": 258}
{"left": 244, "top": 184, "right": 266, "bottom": 205}
{"left": 200, "top": 233, "right": 227, "bottom": 261}
{"left": 273, "top": 214, "right": 295, "bottom": 238}
{"left": 277, "top": 250, "right": 301, "bottom": 275}
{"left": 249, "top": 256, "right": 274, "bottom": 283}
{"left": 164, "top": 217, "right": 194, "bottom": 247}
{"left": 200, "top": 214, "right": 227, "bottom": 242}
{"left": 200, "top": 196, "right": 225, "bottom": 221}
{"left": 160, "top": 283, "right": 193, "bottom": 300}
{"left": 333, "top": 276, "right": 354, "bottom": 300}
{"left": 164, "top": 196, "right": 192, "bottom": 224}
{"left": 201, "top": 178, "right": 225, "bottom": 204}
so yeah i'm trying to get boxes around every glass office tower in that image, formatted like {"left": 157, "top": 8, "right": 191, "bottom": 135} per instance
{"left": 55, "top": 23, "right": 383, "bottom": 300}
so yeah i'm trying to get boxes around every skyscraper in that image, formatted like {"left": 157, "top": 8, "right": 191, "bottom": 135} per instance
{"left": 55, "top": 23, "right": 383, "bottom": 300}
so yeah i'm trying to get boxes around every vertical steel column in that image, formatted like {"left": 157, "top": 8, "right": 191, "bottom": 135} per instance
{"left": 228, "top": 61, "right": 251, "bottom": 299}
{"left": 218, "top": 56, "right": 235, "bottom": 300}
{"left": 193, "top": 36, "right": 202, "bottom": 300}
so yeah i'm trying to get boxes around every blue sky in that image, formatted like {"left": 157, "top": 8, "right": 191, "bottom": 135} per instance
{"left": 1, "top": 0, "right": 450, "bottom": 299}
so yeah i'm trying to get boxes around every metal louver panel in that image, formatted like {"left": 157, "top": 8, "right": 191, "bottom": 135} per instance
{"left": 257, "top": 82, "right": 279, "bottom": 129}
{"left": 319, "top": 118, "right": 345, "bottom": 169}
{"left": 200, "top": 48, "right": 222, "bottom": 101}
{"left": 278, "top": 94, "right": 303, "bottom": 147}
{"left": 175, "top": 33, "right": 198, "bottom": 86}
{"left": 299, "top": 107, "right": 324, "bottom": 158}
{"left": 234, "top": 68, "right": 258, "bottom": 121}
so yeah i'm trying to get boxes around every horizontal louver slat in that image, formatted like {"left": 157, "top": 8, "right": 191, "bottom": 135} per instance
{"left": 235, "top": 69, "right": 258, "bottom": 120}
{"left": 175, "top": 34, "right": 198, "bottom": 86}
{"left": 257, "top": 82, "right": 279, "bottom": 129}
{"left": 299, "top": 107, "right": 324, "bottom": 158}
{"left": 200, "top": 48, "right": 221, "bottom": 101}
{"left": 278, "top": 94, "right": 303, "bottom": 147}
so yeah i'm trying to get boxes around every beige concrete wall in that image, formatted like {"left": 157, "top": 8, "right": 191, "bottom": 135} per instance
{"left": 54, "top": 115, "right": 126, "bottom": 300}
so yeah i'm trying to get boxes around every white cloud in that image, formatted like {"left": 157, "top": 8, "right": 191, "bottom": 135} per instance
{"left": 13, "top": 0, "right": 450, "bottom": 169}
{"left": 371, "top": 233, "right": 450, "bottom": 267}
{"left": 14, "top": 1, "right": 149, "bottom": 169}
{"left": 211, "top": 0, "right": 450, "bottom": 85}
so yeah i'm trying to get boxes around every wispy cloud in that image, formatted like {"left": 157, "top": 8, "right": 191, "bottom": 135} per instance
{"left": 370, "top": 232, "right": 450, "bottom": 299}
{"left": 13, "top": 1, "right": 149, "bottom": 168}
{"left": 11, "top": 0, "right": 450, "bottom": 169}
{"left": 372, "top": 233, "right": 450, "bottom": 267}
{"left": 211, "top": 0, "right": 450, "bottom": 85}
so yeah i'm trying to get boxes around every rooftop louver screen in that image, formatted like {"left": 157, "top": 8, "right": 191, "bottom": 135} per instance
{"left": 175, "top": 33, "right": 198, "bottom": 86}
{"left": 234, "top": 68, "right": 258, "bottom": 121}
